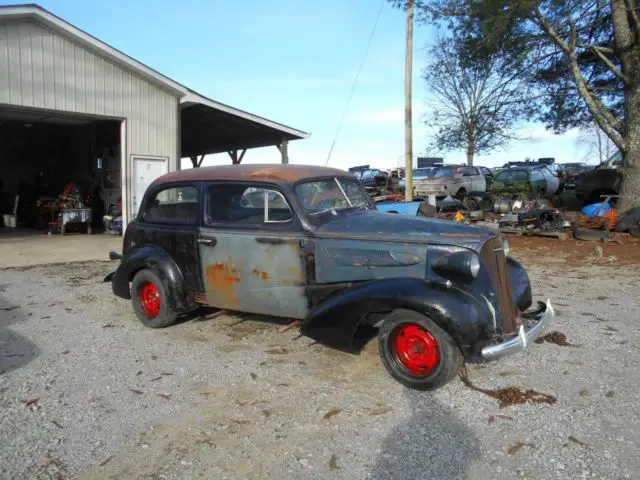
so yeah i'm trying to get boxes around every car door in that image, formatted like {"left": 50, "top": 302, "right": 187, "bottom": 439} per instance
{"left": 198, "top": 181, "right": 309, "bottom": 319}
{"left": 136, "top": 182, "right": 203, "bottom": 291}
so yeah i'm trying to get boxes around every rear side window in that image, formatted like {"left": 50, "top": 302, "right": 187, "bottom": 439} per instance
{"left": 143, "top": 185, "right": 198, "bottom": 224}
{"left": 205, "top": 184, "right": 293, "bottom": 226}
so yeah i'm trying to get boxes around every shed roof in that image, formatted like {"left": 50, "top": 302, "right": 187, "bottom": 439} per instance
{"left": 154, "top": 164, "right": 353, "bottom": 186}
{"left": 0, "top": 4, "right": 310, "bottom": 154}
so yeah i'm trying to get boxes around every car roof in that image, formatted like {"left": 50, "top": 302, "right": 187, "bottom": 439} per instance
{"left": 152, "top": 164, "right": 353, "bottom": 186}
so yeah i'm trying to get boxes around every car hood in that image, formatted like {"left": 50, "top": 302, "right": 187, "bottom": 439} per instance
{"left": 313, "top": 209, "right": 497, "bottom": 251}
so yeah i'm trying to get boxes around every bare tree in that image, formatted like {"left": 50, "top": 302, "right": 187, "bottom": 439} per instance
{"left": 423, "top": 38, "right": 532, "bottom": 166}
{"left": 577, "top": 123, "right": 616, "bottom": 164}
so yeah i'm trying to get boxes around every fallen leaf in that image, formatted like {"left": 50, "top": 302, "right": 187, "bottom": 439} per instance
{"left": 0, "top": 306, "right": 18, "bottom": 311}
{"left": 151, "top": 355, "right": 158, "bottom": 360}
{"left": 198, "top": 387, "right": 225, "bottom": 396}
{"left": 60, "top": 350, "right": 70, "bottom": 355}
{"left": 150, "top": 376, "right": 163, "bottom": 382}
{"left": 130, "top": 389, "right": 144, "bottom": 396}
{"left": 156, "top": 394, "right": 171, "bottom": 400}
{"left": 508, "top": 442, "right": 534, "bottom": 455}
{"left": 136, "top": 371, "right": 142, "bottom": 376}
{"left": 161, "top": 372, "right": 172, "bottom": 376}
{"left": 368, "top": 404, "right": 393, "bottom": 416}
{"left": 329, "top": 454, "right": 339, "bottom": 470}
{"left": 323, "top": 407, "right": 342, "bottom": 420}
{"left": 604, "top": 325, "right": 618, "bottom": 332}
{"left": 568, "top": 435, "right": 590, "bottom": 447}
{"left": 51, "top": 420, "right": 63, "bottom": 429}
{"left": 21, "top": 398, "right": 39, "bottom": 407}
{"left": 579, "top": 389, "right": 589, "bottom": 397}
{"left": 102, "top": 324, "right": 116, "bottom": 328}
{"left": 250, "top": 372, "right": 257, "bottom": 380}
{"left": 488, "top": 415, "right": 496, "bottom": 424}
{"left": 99, "top": 455, "right": 115, "bottom": 467}
{"left": 265, "top": 346, "right": 289, "bottom": 354}
{"left": 262, "top": 409, "right": 271, "bottom": 418}
{"left": 231, "top": 419, "right": 251, "bottom": 425}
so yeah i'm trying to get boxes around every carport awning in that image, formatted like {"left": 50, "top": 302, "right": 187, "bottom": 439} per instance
{"left": 180, "top": 92, "right": 310, "bottom": 158}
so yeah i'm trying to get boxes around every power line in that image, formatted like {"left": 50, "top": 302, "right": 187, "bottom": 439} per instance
{"left": 325, "top": 0, "right": 386, "bottom": 166}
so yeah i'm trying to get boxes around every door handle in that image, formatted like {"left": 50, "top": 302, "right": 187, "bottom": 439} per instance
{"left": 197, "top": 237, "right": 217, "bottom": 246}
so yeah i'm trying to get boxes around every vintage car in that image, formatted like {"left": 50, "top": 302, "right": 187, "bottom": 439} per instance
{"left": 105, "top": 164, "right": 553, "bottom": 391}
{"left": 413, "top": 165, "right": 487, "bottom": 199}
{"left": 489, "top": 166, "right": 560, "bottom": 197}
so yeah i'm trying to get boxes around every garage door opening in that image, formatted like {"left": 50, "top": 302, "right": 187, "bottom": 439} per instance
{"left": 0, "top": 106, "right": 123, "bottom": 237}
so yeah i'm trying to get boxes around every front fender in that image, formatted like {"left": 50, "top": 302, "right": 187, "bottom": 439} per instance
{"left": 111, "top": 244, "right": 191, "bottom": 312}
{"left": 507, "top": 257, "right": 532, "bottom": 312}
{"left": 300, "top": 278, "right": 494, "bottom": 355}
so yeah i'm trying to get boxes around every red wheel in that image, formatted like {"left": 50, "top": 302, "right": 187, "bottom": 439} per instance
{"left": 378, "top": 309, "right": 463, "bottom": 391}
{"left": 139, "top": 282, "right": 161, "bottom": 319}
{"left": 392, "top": 324, "right": 440, "bottom": 376}
{"left": 131, "top": 270, "right": 178, "bottom": 328}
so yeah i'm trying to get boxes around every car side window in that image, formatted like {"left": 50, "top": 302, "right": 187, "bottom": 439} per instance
{"left": 205, "top": 184, "right": 293, "bottom": 226}
{"left": 142, "top": 185, "right": 198, "bottom": 224}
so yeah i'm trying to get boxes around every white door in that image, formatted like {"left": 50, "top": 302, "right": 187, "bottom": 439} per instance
{"left": 132, "top": 157, "right": 168, "bottom": 218}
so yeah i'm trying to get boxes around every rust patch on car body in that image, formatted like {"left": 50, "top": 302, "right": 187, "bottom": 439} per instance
{"left": 207, "top": 263, "right": 241, "bottom": 304}
{"left": 251, "top": 268, "right": 270, "bottom": 281}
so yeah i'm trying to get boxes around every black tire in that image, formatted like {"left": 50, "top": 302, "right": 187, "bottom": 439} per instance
{"left": 456, "top": 188, "right": 467, "bottom": 200}
{"left": 378, "top": 309, "right": 463, "bottom": 391}
{"left": 131, "top": 269, "right": 179, "bottom": 328}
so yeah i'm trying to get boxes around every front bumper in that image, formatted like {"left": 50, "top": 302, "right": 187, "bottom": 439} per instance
{"left": 481, "top": 299, "right": 554, "bottom": 360}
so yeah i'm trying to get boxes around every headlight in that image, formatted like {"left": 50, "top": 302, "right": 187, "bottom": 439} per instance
{"left": 503, "top": 237, "right": 510, "bottom": 257}
{"left": 432, "top": 251, "right": 481, "bottom": 281}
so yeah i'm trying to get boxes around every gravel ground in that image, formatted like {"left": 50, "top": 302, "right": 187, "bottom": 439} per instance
{"left": 1, "top": 252, "right": 639, "bottom": 480}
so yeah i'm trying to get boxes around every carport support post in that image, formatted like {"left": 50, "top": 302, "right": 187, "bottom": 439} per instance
{"left": 227, "top": 149, "right": 246, "bottom": 165}
{"left": 277, "top": 140, "right": 289, "bottom": 164}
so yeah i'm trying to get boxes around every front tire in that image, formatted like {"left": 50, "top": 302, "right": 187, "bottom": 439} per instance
{"left": 131, "top": 269, "right": 179, "bottom": 328}
{"left": 378, "top": 309, "right": 463, "bottom": 391}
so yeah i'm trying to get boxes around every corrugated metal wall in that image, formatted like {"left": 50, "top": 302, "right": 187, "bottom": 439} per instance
{"left": 0, "top": 19, "right": 180, "bottom": 221}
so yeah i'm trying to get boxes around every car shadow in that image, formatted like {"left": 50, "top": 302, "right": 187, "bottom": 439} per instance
{"left": 368, "top": 390, "right": 480, "bottom": 479}
{"left": 0, "top": 293, "right": 40, "bottom": 376}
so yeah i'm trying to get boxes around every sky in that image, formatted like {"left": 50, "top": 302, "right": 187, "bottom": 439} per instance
{"left": 9, "top": 0, "right": 605, "bottom": 170}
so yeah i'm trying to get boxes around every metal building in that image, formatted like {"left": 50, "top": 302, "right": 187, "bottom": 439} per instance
{"left": 0, "top": 4, "right": 309, "bottom": 230}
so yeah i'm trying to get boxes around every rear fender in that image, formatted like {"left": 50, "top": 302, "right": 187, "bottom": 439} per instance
{"left": 300, "top": 277, "right": 494, "bottom": 355}
{"left": 111, "top": 245, "right": 191, "bottom": 312}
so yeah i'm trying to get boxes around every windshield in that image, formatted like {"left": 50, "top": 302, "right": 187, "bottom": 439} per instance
{"left": 413, "top": 168, "right": 434, "bottom": 177}
{"left": 432, "top": 167, "right": 454, "bottom": 178}
{"left": 495, "top": 169, "right": 529, "bottom": 182}
{"left": 295, "top": 178, "right": 370, "bottom": 215}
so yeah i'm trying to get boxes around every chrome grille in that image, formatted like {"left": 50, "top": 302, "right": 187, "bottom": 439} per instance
{"left": 480, "top": 236, "right": 517, "bottom": 334}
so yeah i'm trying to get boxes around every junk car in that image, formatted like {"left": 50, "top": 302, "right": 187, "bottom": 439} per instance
{"left": 105, "top": 164, "right": 553, "bottom": 391}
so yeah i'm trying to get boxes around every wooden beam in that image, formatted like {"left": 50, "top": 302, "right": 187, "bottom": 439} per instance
{"left": 277, "top": 140, "right": 289, "bottom": 164}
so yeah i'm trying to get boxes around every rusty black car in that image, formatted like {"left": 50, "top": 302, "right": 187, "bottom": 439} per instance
{"left": 105, "top": 164, "right": 553, "bottom": 391}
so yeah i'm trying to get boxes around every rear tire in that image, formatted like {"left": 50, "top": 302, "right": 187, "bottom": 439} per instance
{"left": 378, "top": 309, "right": 463, "bottom": 391}
{"left": 131, "top": 269, "right": 179, "bottom": 328}
{"left": 456, "top": 188, "right": 467, "bottom": 200}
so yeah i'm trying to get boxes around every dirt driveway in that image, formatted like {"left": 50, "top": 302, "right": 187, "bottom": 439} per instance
{"left": 1, "top": 240, "right": 639, "bottom": 479}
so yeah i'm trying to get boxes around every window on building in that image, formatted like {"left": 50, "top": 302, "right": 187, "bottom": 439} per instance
{"left": 143, "top": 185, "right": 199, "bottom": 223}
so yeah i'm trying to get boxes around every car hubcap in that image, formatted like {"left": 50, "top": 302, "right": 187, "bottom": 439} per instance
{"left": 393, "top": 324, "right": 440, "bottom": 376}
{"left": 140, "top": 282, "right": 161, "bottom": 318}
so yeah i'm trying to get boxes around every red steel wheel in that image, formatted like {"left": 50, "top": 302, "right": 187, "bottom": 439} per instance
{"left": 392, "top": 324, "right": 440, "bottom": 376}
{"left": 139, "top": 281, "right": 161, "bottom": 319}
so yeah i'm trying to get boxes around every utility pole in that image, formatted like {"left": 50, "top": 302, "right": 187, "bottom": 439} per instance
{"left": 404, "top": 0, "right": 414, "bottom": 202}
